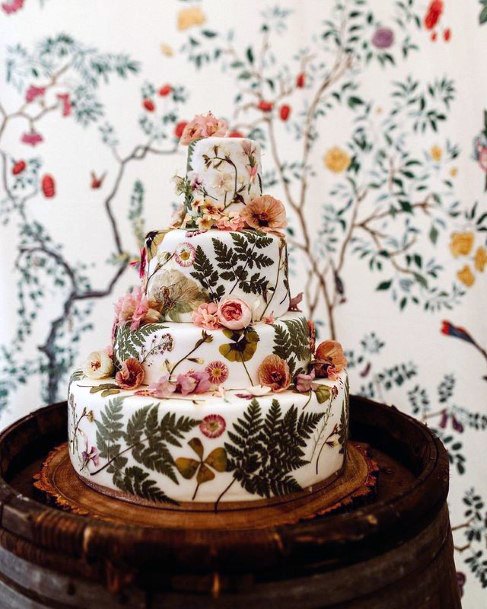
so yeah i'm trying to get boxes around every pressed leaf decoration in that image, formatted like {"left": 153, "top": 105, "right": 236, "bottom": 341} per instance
{"left": 175, "top": 437, "right": 227, "bottom": 500}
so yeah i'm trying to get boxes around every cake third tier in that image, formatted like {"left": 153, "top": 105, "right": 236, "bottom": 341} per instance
{"left": 113, "top": 312, "right": 311, "bottom": 388}
{"left": 144, "top": 227, "right": 290, "bottom": 321}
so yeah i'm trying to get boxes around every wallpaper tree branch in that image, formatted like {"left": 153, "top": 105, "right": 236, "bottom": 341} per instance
{"left": 0, "top": 0, "right": 485, "bottom": 605}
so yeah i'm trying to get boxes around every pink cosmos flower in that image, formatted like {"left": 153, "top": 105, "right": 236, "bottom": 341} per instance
{"left": 81, "top": 444, "right": 100, "bottom": 467}
{"left": 25, "top": 85, "right": 45, "bottom": 103}
{"left": 56, "top": 93, "right": 72, "bottom": 117}
{"left": 205, "top": 360, "right": 229, "bottom": 385}
{"left": 192, "top": 302, "right": 222, "bottom": 330}
{"left": 295, "top": 369, "right": 316, "bottom": 392}
{"left": 217, "top": 298, "right": 252, "bottom": 330}
{"left": 147, "top": 375, "right": 177, "bottom": 398}
{"left": 180, "top": 112, "right": 228, "bottom": 145}
{"left": 216, "top": 213, "right": 246, "bottom": 231}
{"left": 21, "top": 130, "right": 43, "bottom": 146}
{"left": 114, "top": 286, "right": 161, "bottom": 331}
{"left": 199, "top": 414, "right": 226, "bottom": 438}
{"left": 176, "top": 370, "right": 212, "bottom": 395}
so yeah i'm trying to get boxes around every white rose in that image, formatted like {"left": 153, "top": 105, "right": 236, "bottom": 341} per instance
{"left": 82, "top": 350, "right": 114, "bottom": 379}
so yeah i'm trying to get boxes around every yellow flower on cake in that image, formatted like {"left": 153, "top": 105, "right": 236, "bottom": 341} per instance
{"left": 474, "top": 247, "right": 487, "bottom": 272}
{"left": 323, "top": 147, "right": 351, "bottom": 173}
{"left": 449, "top": 232, "right": 474, "bottom": 257}
{"left": 457, "top": 265, "right": 475, "bottom": 287}
{"left": 430, "top": 145, "right": 442, "bottom": 162}
{"left": 177, "top": 6, "right": 206, "bottom": 31}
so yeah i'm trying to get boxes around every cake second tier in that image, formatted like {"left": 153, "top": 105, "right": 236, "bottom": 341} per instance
{"left": 113, "top": 312, "right": 311, "bottom": 389}
{"left": 144, "top": 227, "right": 290, "bottom": 322}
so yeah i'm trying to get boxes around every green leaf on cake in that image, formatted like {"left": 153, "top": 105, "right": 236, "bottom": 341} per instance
{"left": 219, "top": 327, "right": 260, "bottom": 363}
{"left": 93, "top": 401, "right": 200, "bottom": 504}
{"left": 190, "top": 245, "right": 226, "bottom": 301}
{"left": 223, "top": 398, "right": 323, "bottom": 501}
{"left": 272, "top": 317, "right": 310, "bottom": 377}
{"left": 115, "top": 466, "right": 178, "bottom": 505}
{"left": 114, "top": 323, "right": 163, "bottom": 363}
{"left": 315, "top": 384, "right": 332, "bottom": 404}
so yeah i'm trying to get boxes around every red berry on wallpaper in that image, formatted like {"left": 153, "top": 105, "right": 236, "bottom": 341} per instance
{"left": 443, "top": 28, "right": 451, "bottom": 41}
{"left": 174, "top": 120, "right": 188, "bottom": 139}
{"left": 12, "top": 160, "right": 26, "bottom": 175}
{"left": 431, "top": 31, "right": 437, "bottom": 41}
{"left": 229, "top": 130, "right": 244, "bottom": 138}
{"left": 142, "top": 98, "right": 155, "bottom": 112}
{"left": 296, "top": 72, "right": 306, "bottom": 88}
{"left": 424, "top": 0, "right": 443, "bottom": 30}
{"left": 90, "top": 171, "right": 106, "bottom": 189}
{"left": 158, "top": 84, "right": 172, "bottom": 96}
{"left": 41, "top": 174, "right": 56, "bottom": 198}
{"left": 258, "top": 100, "right": 273, "bottom": 112}
{"left": 280, "top": 104, "right": 291, "bottom": 121}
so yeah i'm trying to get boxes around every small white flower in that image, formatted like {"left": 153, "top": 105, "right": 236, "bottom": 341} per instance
{"left": 209, "top": 170, "right": 234, "bottom": 193}
{"left": 82, "top": 350, "right": 114, "bottom": 380}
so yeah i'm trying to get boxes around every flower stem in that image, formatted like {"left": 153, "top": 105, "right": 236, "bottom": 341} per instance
{"left": 214, "top": 477, "right": 236, "bottom": 512}
{"left": 169, "top": 334, "right": 207, "bottom": 376}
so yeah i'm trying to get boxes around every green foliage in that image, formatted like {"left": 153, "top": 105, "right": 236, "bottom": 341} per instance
{"left": 94, "top": 401, "right": 200, "bottom": 504}
{"left": 114, "top": 323, "right": 162, "bottom": 364}
{"left": 128, "top": 180, "right": 146, "bottom": 248}
{"left": 225, "top": 398, "right": 323, "bottom": 498}
{"left": 272, "top": 317, "right": 310, "bottom": 377}
{"left": 212, "top": 231, "right": 273, "bottom": 296}
{"left": 190, "top": 245, "right": 226, "bottom": 301}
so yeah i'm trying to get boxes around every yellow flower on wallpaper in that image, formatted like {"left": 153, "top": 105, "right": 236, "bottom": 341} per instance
{"left": 160, "top": 43, "right": 174, "bottom": 57}
{"left": 430, "top": 145, "right": 442, "bottom": 162}
{"left": 323, "top": 147, "right": 351, "bottom": 173}
{"left": 474, "top": 247, "right": 487, "bottom": 272}
{"left": 457, "top": 265, "right": 475, "bottom": 287}
{"left": 449, "top": 232, "right": 474, "bottom": 257}
{"left": 177, "top": 6, "right": 206, "bottom": 31}
{"left": 449, "top": 167, "right": 458, "bottom": 177}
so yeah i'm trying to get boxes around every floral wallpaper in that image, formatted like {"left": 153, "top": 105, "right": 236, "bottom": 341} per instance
{"left": 0, "top": 0, "right": 486, "bottom": 605}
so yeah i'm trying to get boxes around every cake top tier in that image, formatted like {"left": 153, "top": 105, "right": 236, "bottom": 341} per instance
{"left": 172, "top": 113, "right": 275, "bottom": 231}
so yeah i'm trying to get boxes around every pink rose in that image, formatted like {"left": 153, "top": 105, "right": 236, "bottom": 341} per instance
{"left": 192, "top": 302, "right": 222, "bottom": 330}
{"left": 180, "top": 112, "right": 228, "bottom": 145}
{"left": 217, "top": 298, "right": 252, "bottom": 330}
{"left": 176, "top": 370, "right": 212, "bottom": 395}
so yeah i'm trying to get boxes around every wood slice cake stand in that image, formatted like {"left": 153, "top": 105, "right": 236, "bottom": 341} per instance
{"left": 0, "top": 396, "right": 461, "bottom": 609}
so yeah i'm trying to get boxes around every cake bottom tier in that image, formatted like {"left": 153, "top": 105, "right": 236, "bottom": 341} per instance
{"left": 68, "top": 371, "right": 349, "bottom": 508}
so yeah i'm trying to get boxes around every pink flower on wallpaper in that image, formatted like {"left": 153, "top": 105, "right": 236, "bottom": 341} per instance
{"left": 1, "top": 0, "right": 24, "bottom": 15}
{"left": 176, "top": 370, "right": 212, "bottom": 395}
{"left": 21, "top": 130, "right": 44, "bottom": 146}
{"left": 57, "top": 93, "right": 72, "bottom": 117}
{"left": 25, "top": 85, "right": 45, "bottom": 103}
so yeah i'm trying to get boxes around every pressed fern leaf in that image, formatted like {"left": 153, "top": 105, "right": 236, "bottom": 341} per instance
{"left": 224, "top": 398, "right": 323, "bottom": 499}
{"left": 272, "top": 317, "right": 311, "bottom": 377}
{"left": 114, "top": 323, "right": 163, "bottom": 363}
{"left": 190, "top": 245, "right": 226, "bottom": 301}
{"left": 95, "top": 397, "right": 125, "bottom": 462}
{"left": 116, "top": 466, "right": 178, "bottom": 505}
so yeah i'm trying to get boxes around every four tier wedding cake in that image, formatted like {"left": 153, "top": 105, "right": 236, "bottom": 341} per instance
{"left": 68, "top": 112, "right": 349, "bottom": 509}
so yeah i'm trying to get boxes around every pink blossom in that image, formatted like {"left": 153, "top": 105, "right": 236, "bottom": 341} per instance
{"left": 147, "top": 375, "right": 177, "bottom": 398}
{"left": 25, "top": 85, "right": 45, "bottom": 103}
{"left": 326, "top": 364, "right": 339, "bottom": 381}
{"left": 241, "top": 140, "right": 253, "bottom": 155}
{"left": 192, "top": 302, "right": 222, "bottom": 330}
{"left": 217, "top": 298, "right": 252, "bottom": 330}
{"left": 81, "top": 444, "right": 100, "bottom": 467}
{"left": 180, "top": 112, "right": 228, "bottom": 145}
{"left": 199, "top": 414, "right": 226, "bottom": 438}
{"left": 114, "top": 286, "right": 160, "bottom": 331}
{"left": 57, "top": 93, "right": 72, "bottom": 117}
{"left": 2, "top": 0, "right": 24, "bottom": 14}
{"left": 216, "top": 213, "right": 246, "bottom": 231}
{"left": 288, "top": 292, "right": 303, "bottom": 311}
{"left": 21, "top": 130, "right": 43, "bottom": 146}
{"left": 296, "top": 369, "right": 316, "bottom": 392}
{"left": 247, "top": 164, "right": 258, "bottom": 180}
{"left": 176, "top": 370, "right": 212, "bottom": 395}
{"left": 262, "top": 312, "right": 275, "bottom": 324}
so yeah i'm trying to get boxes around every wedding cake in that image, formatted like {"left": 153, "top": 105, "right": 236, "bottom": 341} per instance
{"left": 68, "top": 113, "right": 349, "bottom": 509}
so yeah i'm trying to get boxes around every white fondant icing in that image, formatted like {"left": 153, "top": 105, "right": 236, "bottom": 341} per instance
{"left": 68, "top": 371, "right": 348, "bottom": 505}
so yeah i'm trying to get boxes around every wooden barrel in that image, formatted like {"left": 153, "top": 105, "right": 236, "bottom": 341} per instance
{"left": 0, "top": 397, "right": 461, "bottom": 609}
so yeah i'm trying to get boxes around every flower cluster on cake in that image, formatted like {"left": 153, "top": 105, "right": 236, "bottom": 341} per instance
{"left": 68, "top": 112, "right": 349, "bottom": 509}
